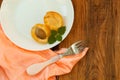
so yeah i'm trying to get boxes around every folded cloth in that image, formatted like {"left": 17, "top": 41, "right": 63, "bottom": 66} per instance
{"left": 0, "top": 26, "right": 89, "bottom": 80}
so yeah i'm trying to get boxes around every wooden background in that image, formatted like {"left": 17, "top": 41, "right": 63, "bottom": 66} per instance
{"left": 0, "top": 0, "right": 120, "bottom": 80}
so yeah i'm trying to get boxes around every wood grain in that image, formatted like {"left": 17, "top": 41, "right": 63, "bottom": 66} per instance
{"left": 0, "top": 0, "right": 120, "bottom": 80}
{"left": 57, "top": 0, "right": 120, "bottom": 80}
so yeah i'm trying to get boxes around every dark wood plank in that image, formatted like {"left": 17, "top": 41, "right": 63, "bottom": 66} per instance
{"left": 58, "top": 0, "right": 120, "bottom": 80}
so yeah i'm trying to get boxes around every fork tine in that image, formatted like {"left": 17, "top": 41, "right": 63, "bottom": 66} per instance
{"left": 73, "top": 40, "right": 88, "bottom": 53}
{"left": 78, "top": 46, "right": 86, "bottom": 52}
{"left": 75, "top": 40, "right": 88, "bottom": 48}
{"left": 61, "top": 40, "right": 88, "bottom": 56}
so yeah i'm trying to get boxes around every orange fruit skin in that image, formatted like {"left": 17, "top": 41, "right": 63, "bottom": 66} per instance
{"left": 44, "top": 11, "right": 64, "bottom": 31}
{"left": 31, "top": 24, "right": 50, "bottom": 44}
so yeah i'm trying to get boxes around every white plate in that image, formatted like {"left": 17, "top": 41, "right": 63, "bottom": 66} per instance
{"left": 0, "top": 0, "right": 74, "bottom": 51}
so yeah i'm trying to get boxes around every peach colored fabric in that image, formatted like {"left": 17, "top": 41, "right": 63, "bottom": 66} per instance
{"left": 0, "top": 26, "right": 88, "bottom": 80}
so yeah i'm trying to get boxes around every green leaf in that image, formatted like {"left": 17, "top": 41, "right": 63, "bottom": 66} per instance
{"left": 56, "top": 34, "right": 62, "bottom": 41}
{"left": 51, "top": 30, "right": 57, "bottom": 36}
{"left": 58, "top": 26, "right": 66, "bottom": 35}
{"left": 48, "top": 26, "right": 66, "bottom": 44}
{"left": 48, "top": 35, "right": 56, "bottom": 44}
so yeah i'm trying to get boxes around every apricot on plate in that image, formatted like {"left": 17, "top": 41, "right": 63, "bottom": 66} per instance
{"left": 44, "top": 11, "right": 64, "bottom": 31}
{"left": 31, "top": 24, "right": 50, "bottom": 44}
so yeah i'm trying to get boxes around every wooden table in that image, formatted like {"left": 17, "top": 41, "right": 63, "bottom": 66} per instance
{"left": 0, "top": 0, "right": 120, "bottom": 80}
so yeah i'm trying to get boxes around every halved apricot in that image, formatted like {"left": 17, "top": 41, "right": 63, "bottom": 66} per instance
{"left": 44, "top": 11, "right": 64, "bottom": 31}
{"left": 31, "top": 24, "right": 50, "bottom": 44}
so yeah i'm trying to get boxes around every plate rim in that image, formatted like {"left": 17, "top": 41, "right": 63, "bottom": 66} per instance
{"left": 0, "top": 0, "right": 74, "bottom": 51}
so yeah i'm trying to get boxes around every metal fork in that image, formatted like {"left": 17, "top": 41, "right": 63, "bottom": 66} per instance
{"left": 26, "top": 40, "right": 88, "bottom": 75}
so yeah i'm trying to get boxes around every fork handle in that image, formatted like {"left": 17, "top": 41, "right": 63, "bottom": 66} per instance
{"left": 26, "top": 55, "right": 62, "bottom": 75}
